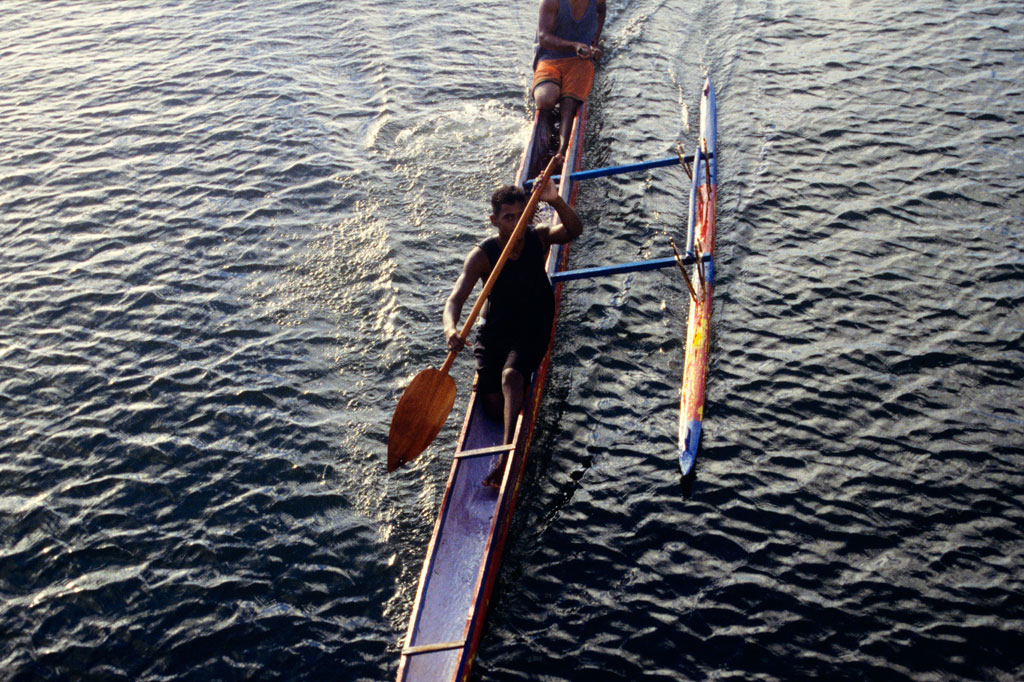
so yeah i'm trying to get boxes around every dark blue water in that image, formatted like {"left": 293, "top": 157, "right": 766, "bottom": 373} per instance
{"left": 2, "top": 1, "right": 1022, "bottom": 680}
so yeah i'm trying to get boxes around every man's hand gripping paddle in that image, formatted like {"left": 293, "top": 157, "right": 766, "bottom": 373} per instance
{"left": 387, "top": 154, "right": 562, "bottom": 472}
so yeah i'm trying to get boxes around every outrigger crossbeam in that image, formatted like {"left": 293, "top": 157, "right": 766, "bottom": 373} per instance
{"left": 530, "top": 150, "right": 717, "bottom": 286}
{"left": 550, "top": 253, "right": 711, "bottom": 282}
{"left": 525, "top": 152, "right": 715, "bottom": 190}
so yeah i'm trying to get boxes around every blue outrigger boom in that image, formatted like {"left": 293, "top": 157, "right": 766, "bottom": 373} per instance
{"left": 525, "top": 151, "right": 714, "bottom": 190}
{"left": 551, "top": 253, "right": 711, "bottom": 282}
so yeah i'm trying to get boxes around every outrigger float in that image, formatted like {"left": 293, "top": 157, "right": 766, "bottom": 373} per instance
{"left": 390, "top": 79, "right": 717, "bottom": 681}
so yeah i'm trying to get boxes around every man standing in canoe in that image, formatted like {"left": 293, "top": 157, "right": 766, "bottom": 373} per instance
{"left": 443, "top": 169, "right": 583, "bottom": 488}
{"left": 533, "top": 0, "right": 606, "bottom": 168}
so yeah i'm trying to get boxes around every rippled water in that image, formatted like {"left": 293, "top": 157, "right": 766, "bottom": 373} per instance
{"left": 1, "top": 1, "right": 1022, "bottom": 680}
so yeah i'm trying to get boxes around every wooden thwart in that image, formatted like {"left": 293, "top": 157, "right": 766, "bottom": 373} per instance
{"left": 402, "top": 640, "right": 466, "bottom": 656}
{"left": 454, "top": 444, "right": 515, "bottom": 459}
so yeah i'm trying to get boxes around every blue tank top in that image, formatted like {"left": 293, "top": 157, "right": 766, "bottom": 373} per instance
{"left": 534, "top": 0, "right": 599, "bottom": 63}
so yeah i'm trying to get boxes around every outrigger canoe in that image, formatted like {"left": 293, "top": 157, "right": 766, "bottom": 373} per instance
{"left": 394, "top": 78, "right": 717, "bottom": 681}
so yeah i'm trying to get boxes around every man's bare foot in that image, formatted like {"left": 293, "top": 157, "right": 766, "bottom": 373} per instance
{"left": 482, "top": 455, "right": 507, "bottom": 489}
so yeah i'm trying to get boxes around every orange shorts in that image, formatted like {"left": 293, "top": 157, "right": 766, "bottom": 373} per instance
{"left": 532, "top": 57, "right": 595, "bottom": 102}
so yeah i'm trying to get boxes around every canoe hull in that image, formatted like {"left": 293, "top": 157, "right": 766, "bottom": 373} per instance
{"left": 397, "top": 104, "right": 587, "bottom": 682}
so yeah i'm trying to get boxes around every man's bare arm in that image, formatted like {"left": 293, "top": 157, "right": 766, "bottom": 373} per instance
{"left": 542, "top": 194, "right": 583, "bottom": 245}
{"left": 534, "top": 175, "right": 583, "bottom": 246}
{"left": 444, "top": 248, "right": 488, "bottom": 353}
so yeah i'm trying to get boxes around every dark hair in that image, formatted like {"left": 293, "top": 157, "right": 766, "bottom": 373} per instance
{"left": 490, "top": 185, "right": 527, "bottom": 216}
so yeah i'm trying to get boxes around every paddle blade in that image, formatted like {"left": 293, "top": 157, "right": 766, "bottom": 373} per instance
{"left": 387, "top": 368, "right": 457, "bottom": 472}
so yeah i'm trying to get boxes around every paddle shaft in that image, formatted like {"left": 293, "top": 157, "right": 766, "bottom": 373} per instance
{"left": 439, "top": 154, "right": 561, "bottom": 375}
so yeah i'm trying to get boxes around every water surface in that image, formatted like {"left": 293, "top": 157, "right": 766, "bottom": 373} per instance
{"left": 1, "top": 1, "right": 1022, "bottom": 680}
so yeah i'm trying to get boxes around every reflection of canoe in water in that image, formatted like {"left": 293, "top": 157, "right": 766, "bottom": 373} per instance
{"left": 395, "top": 103, "right": 589, "bottom": 682}
{"left": 395, "top": 78, "right": 718, "bottom": 681}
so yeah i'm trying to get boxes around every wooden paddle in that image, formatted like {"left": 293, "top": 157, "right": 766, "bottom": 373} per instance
{"left": 387, "top": 154, "right": 562, "bottom": 472}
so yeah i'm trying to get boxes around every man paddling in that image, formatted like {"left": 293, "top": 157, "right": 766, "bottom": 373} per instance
{"left": 532, "top": 0, "right": 606, "bottom": 170}
{"left": 443, "top": 167, "right": 583, "bottom": 488}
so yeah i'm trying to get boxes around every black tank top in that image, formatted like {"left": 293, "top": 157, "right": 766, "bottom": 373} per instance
{"left": 477, "top": 228, "right": 555, "bottom": 339}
